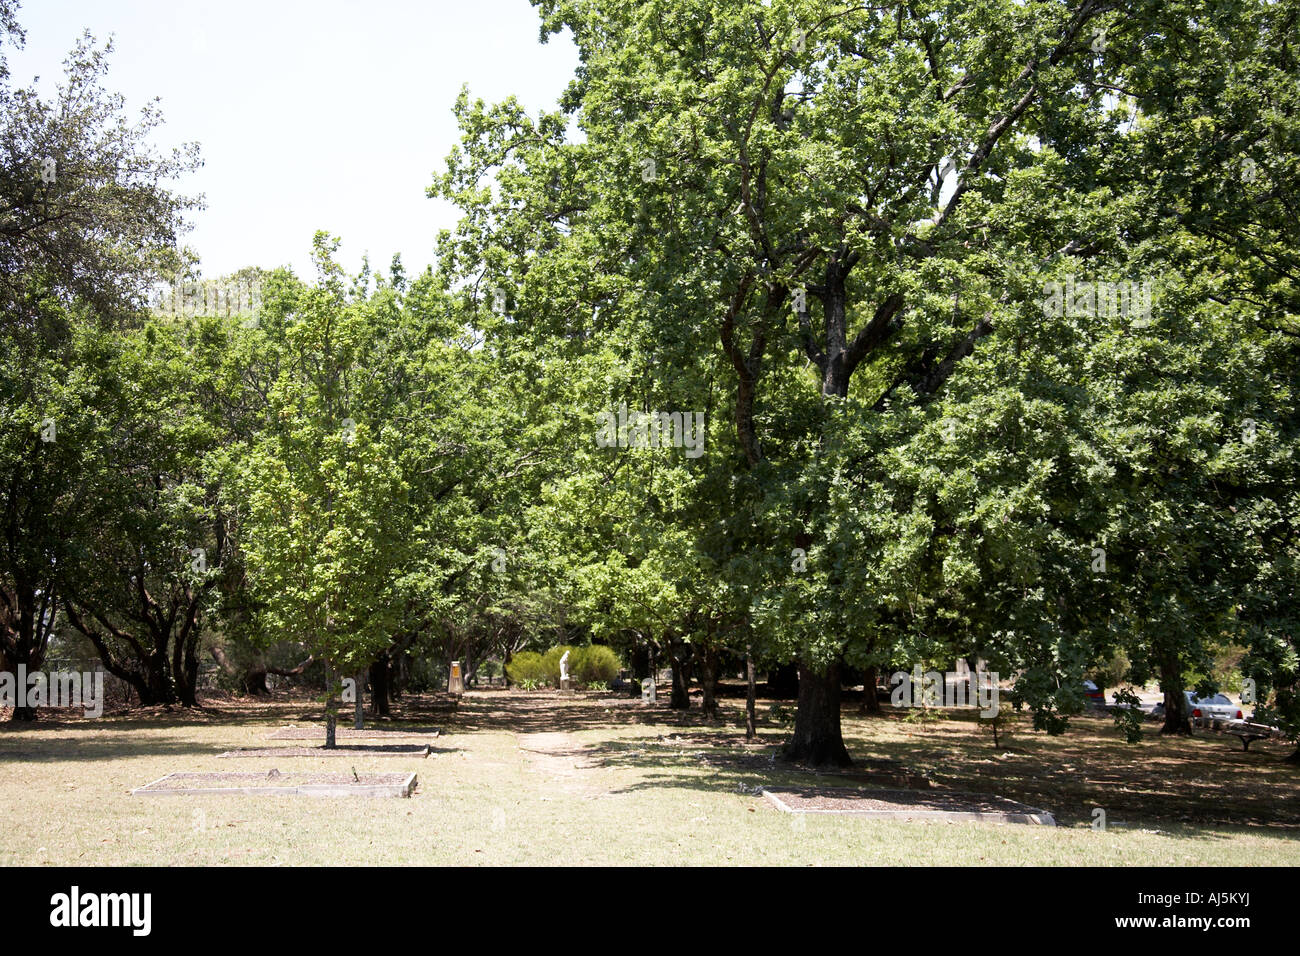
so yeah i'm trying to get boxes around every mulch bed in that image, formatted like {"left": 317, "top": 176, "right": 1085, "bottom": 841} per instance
{"left": 762, "top": 786, "right": 1055, "bottom": 824}
{"left": 219, "top": 745, "right": 433, "bottom": 757}
{"left": 133, "top": 770, "right": 416, "bottom": 797}
{"left": 266, "top": 727, "right": 440, "bottom": 740}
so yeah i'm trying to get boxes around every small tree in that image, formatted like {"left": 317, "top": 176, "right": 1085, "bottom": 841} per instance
{"left": 238, "top": 240, "right": 410, "bottom": 746}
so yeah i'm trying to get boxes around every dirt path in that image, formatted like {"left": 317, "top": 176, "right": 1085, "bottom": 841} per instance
{"left": 516, "top": 730, "right": 608, "bottom": 798}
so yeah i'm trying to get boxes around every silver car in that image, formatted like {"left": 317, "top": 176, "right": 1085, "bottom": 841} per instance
{"left": 1151, "top": 691, "right": 1243, "bottom": 726}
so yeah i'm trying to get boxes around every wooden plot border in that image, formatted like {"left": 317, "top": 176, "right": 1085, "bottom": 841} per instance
{"left": 760, "top": 787, "right": 1056, "bottom": 826}
{"left": 132, "top": 771, "right": 417, "bottom": 798}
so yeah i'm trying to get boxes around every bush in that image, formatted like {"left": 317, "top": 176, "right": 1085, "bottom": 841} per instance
{"left": 506, "top": 651, "right": 549, "bottom": 687}
{"left": 1090, "top": 650, "right": 1130, "bottom": 692}
{"left": 540, "top": 646, "right": 569, "bottom": 685}
{"left": 573, "top": 645, "right": 620, "bottom": 689}
{"left": 517, "top": 645, "right": 623, "bottom": 688}
{"left": 1111, "top": 687, "right": 1145, "bottom": 743}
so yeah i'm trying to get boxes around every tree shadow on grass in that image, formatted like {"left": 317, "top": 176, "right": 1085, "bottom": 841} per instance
{"left": 0, "top": 736, "right": 238, "bottom": 762}
{"left": 841, "top": 709, "right": 1300, "bottom": 830}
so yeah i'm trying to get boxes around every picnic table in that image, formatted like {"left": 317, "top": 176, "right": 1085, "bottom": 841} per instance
{"left": 1220, "top": 719, "right": 1278, "bottom": 751}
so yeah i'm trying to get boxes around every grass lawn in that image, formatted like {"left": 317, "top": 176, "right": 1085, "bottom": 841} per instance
{"left": 1, "top": 689, "right": 1296, "bottom": 866}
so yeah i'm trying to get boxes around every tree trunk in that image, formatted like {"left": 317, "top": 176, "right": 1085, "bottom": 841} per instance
{"left": 783, "top": 661, "right": 851, "bottom": 766}
{"left": 630, "top": 644, "right": 651, "bottom": 680}
{"left": 698, "top": 646, "right": 719, "bottom": 720}
{"left": 145, "top": 649, "right": 172, "bottom": 705}
{"left": 1, "top": 580, "right": 54, "bottom": 721}
{"left": 745, "top": 647, "right": 757, "bottom": 740}
{"left": 179, "top": 621, "right": 201, "bottom": 707}
{"left": 369, "top": 657, "right": 390, "bottom": 716}
{"left": 766, "top": 662, "right": 799, "bottom": 699}
{"left": 245, "top": 670, "right": 270, "bottom": 694}
{"left": 858, "top": 664, "right": 881, "bottom": 715}
{"left": 64, "top": 603, "right": 175, "bottom": 708}
{"left": 324, "top": 663, "right": 338, "bottom": 749}
{"left": 390, "top": 651, "right": 407, "bottom": 700}
{"left": 669, "top": 646, "right": 691, "bottom": 710}
{"left": 1158, "top": 657, "right": 1192, "bottom": 735}
{"left": 353, "top": 670, "right": 364, "bottom": 729}
{"left": 172, "top": 611, "right": 199, "bottom": 707}
{"left": 210, "top": 645, "right": 270, "bottom": 695}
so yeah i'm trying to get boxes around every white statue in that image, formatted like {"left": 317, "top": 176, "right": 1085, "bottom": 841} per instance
{"left": 559, "top": 650, "right": 570, "bottom": 682}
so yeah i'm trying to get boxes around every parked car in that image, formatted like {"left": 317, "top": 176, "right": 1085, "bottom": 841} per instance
{"left": 1083, "top": 680, "right": 1106, "bottom": 706}
{"left": 1151, "top": 691, "right": 1243, "bottom": 724}
{"left": 1191, "top": 693, "right": 1244, "bottom": 723}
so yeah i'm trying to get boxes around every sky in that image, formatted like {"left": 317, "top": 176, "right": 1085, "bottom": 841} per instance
{"left": 6, "top": 0, "right": 580, "bottom": 280}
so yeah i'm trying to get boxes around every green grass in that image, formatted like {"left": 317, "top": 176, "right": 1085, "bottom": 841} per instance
{"left": 1, "top": 690, "right": 1296, "bottom": 865}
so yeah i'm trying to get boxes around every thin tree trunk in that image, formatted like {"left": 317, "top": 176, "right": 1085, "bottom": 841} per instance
{"left": 698, "top": 646, "right": 719, "bottom": 720}
{"left": 669, "top": 645, "right": 691, "bottom": 710}
{"left": 324, "top": 663, "right": 337, "bottom": 749}
{"left": 369, "top": 657, "right": 390, "bottom": 716}
{"left": 745, "top": 647, "right": 757, "bottom": 740}
{"left": 353, "top": 670, "right": 364, "bottom": 729}
{"left": 390, "top": 651, "right": 407, "bottom": 700}
{"left": 858, "top": 664, "right": 881, "bottom": 714}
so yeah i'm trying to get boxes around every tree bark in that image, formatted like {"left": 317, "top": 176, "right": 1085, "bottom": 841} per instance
{"left": 324, "top": 663, "right": 338, "bottom": 749}
{"left": 369, "top": 657, "right": 390, "bottom": 716}
{"left": 210, "top": 645, "right": 270, "bottom": 695}
{"left": 783, "top": 661, "right": 852, "bottom": 766}
{"left": 698, "top": 646, "right": 719, "bottom": 720}
{"left": 65, "top": 602, "right": 175, "bottom": 707}
{"left": 353, "top": 670, "right": 364, "bottom": 729}
{"left": 1158, "top": 657, "right": 1192, "bottom": 736}
{"left": 669, "top": 647, "right": 691, "bottom": 711}
{"left": 745, "top": 647, "right": 757, "bottom": 740}
{"left": 171, "top": 600, "right": 202, "bottom": 707}
{"left": 1, "top": 580, "right": 54, "bottom": 721}
{"left": 766, "top": 662, "right": 799, "bottom": 699}
{"left": 858, "top": 664, "right": 881, "bottom": 715}
{"left": 390, "top": 651, "right": 407, "bottom": 700}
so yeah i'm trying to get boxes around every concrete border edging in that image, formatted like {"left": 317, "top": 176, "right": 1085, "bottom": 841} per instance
{"left": 760, "top": 787, "right": 1056, "bottom": 826}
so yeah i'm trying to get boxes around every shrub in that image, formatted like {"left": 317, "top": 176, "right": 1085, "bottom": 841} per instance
{"left": 573, "top": 645, "right": 620, "bottom": 688}
{"left": 1111, "top": 687, "right": 1145, "bottom": 743}
{"left": 522, "top": 645, "right": 623, "bottom": 688}
{"left": 506, "top": 651, "right": 549, "bottom": 687}
{"left": 540, "top": 645, "right": 569, "bottom": 685}
{"left": 1090, "top": 650, "right": 1130, "bottom": 692}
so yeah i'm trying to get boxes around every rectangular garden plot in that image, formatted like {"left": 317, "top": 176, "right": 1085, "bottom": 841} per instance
{"left": 220, "top": 744, "right": 433, "bottom": 757}
{"left": 761, "top": 786, "right": 1055, "bottom": 826}
{"left": 267, "top": 727, "right": 440, "bottom": 740}
{"left": 132, "top": 771, "right": 416, "bottom": 798}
